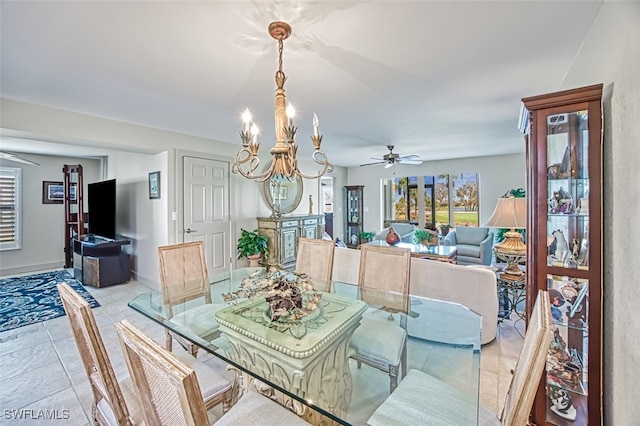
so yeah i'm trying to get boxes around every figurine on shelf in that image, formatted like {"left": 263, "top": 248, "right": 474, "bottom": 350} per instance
{"left": 549, "top": 385, "right": 577, "bottom": 421}
{"left": 551, "top": 229, "right": 569, "bottom": 263}
{"left": 549, "top": 187, "right": 575, "bottom": 214}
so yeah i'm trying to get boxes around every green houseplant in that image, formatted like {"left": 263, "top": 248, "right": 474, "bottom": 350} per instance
{"left": 359, "top": 231, "right": 375, "bottom": 244}
{"left": 237, "top": 228, "right": 269, "bottom": 267}
{"left": 413, "top": 229, "right": 437, "bottom": 246}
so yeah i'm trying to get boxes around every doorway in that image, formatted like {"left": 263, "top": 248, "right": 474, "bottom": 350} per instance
{"left": 321, "top": 177, "right": 334, "bottom": 237}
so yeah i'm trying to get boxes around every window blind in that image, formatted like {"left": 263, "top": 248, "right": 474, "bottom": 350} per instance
{"left": 0, "top": 168, "right": 21, "bottom": 250}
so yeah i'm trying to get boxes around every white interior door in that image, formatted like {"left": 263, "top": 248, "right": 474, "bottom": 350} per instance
{"left": 183, "top": 156, "right": 231, "bottom": 276}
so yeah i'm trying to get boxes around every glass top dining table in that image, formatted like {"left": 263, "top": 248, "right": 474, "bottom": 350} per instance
{"left": 128, "top": 267, "right": 482, "bottom": 425}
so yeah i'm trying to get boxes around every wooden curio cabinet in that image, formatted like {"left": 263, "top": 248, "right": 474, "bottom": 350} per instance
{"left": 521, "top": 84, "right": 603, "bottom": 425}
{"left": 344, "top": 186, "right": 364, "bottom": 248}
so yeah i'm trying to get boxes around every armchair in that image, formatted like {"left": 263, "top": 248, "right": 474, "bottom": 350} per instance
{"left": 444, "top": 227, "right": 494, "bottom": 265}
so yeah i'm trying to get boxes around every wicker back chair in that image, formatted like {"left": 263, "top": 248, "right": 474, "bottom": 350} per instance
{"left": 116, "top": 320, "right": 310, "bottom": 426}
{"left": 116, "top": 319, "right": 210, "bottom": 425}
{"left": 350, "top": 244, "right": 412, "bottom": 393}
{"left": 157, "top": 241, "right": 220, "bottom": 356}
{"left": 295, "top": 238, "right": 335, "bottom": 291}
{"left": 57, "top": 282, "right": 140, "bottom": 426}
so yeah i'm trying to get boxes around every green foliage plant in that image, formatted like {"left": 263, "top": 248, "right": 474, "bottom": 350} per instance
{"left": 359, "top": 231, "right": 375, "bottom": 240}
{"left": 413, "top": 229, "right": 434, "bottom": 244}
{"left": 237, "top": 228, "right": 269, "bottom": 259}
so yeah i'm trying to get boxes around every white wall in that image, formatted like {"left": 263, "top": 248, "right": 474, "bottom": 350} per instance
{"left": 345, "top": 153, "right": 525, "bottom": 232}
{"left": 107, "top": 150, "right": 168, "bottom": 287}
{"left": 0, "top": 153, "right": 101, "bottom": 275}
{"left": 561, "top": 2, "right": 640, "bottom": 424}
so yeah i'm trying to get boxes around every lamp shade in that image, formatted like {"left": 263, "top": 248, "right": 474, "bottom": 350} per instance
{"left": 484, "top": 196, "right": 526, "bottom": 229}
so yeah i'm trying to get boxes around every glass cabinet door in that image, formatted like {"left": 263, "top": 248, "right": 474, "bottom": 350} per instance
{"left": 344, "top": 186, "right": 363, "bottom": 247}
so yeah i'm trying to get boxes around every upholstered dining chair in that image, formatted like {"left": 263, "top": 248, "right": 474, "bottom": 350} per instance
{"left": 115, "top": 319, "right": 310, "bottom": 426}
{"left": 157, "top": 241, "right": 222, "bottom": 357}
{"left": 367, "top": 289, "right": 553, "bottom": 426}
{"left": 295, "top": 237, "right": 335, "bottom": 291}
{"left": 57, "top": 282, "right": 142, "bottom": 426}
{"left": 349, "top": 244, "right": 412, "bottom": 393}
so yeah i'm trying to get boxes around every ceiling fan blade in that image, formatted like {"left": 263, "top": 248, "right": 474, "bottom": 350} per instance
{"left": 384, "top": 162, "right": 395, "bottom": 169}
{"left": 398, "top": 154, "right": 422, "bottom": 161}
{"left": 0, "top": 151, "right": 39, "bottom": 166}
{"left": 398, "top": 159, "right": 423, "bottom": 165}
{"left": 359, "top": 161, "right": 386, "bottom": 167}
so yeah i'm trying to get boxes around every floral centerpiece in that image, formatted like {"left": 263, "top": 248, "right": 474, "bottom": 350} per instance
{"left": 222, "top": 267, "right": 322, "bottom": 322}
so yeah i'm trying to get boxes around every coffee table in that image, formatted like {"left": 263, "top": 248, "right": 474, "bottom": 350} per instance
{"left": 363, "top": 240, "right": 457, "bottom": 264}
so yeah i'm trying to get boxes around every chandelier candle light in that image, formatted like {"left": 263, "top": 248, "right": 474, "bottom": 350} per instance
{"left": 485, "top": 195, "right": 527, "bottom": 281}
{"left": 232, "top": 21, "right": 334, "bottom": 181}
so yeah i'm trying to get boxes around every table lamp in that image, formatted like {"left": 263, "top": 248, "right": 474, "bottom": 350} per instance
{"left": 485, "top": 195, "right": 527, "bottom": 281}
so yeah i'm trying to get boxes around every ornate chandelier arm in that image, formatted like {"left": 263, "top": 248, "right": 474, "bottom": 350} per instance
{"left": 295, "top": 150, "right": 334, "bottom": 179}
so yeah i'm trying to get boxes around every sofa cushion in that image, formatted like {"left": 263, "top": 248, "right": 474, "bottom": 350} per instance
{"left": 456, "top": 244, "right": 481, "bottom": 258}
{"left": 454, "top": 227, "right": 489, "bottom": 245}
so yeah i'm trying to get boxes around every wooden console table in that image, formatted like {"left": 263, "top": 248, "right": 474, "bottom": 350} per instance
{"left": 257, "top": 214, "right": 325, "bottom": 269}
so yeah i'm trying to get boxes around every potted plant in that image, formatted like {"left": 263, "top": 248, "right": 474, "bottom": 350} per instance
{"left": 413, "top": 229, "right": 437, "bottom": 246}
{"left": 237, "top": 228, "right": 269, "bottom": 267}
{"left": 439, "top": 224, "right": 451, "bottom": 236}
{"left": 359, "top": 231, "right": 375, "bottom": 244}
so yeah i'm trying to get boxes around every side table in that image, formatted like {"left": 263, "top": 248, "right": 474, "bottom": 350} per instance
{"left": 496, "top": 273, "right": 526, "bottom": 322}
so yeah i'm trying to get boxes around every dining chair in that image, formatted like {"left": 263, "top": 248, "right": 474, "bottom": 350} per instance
{"left": 295, "top": 237, "right": 335, "bottom": 291}
{"left": 115, "top": 319, "right": 310, "bottom": 426}
{"left": 367, "top": 289, "right": 553, "bottom": 425}
{"left": 349, "top": 244, "right": 412, "bottom": 393}
{"left": 157, "top": 241, "right": 221, "bottom": 357}
{"left": 57, "top": 282, "right": 142, "bottom": 426}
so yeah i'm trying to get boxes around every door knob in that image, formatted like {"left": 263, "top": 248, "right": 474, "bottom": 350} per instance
{"left": 185, "top": 228, "right": 197, "bottom": 233}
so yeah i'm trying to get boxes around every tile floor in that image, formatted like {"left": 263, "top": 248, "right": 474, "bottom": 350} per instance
{"left": 0, "top": 270, "right": 525, "bottom": 425}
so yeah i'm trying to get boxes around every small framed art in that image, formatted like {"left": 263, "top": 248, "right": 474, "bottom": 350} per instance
{"left": 149, "top": 171, "right": 161, "bottom": 199}
{"left": 43, "top": 181, "right": 64, "bottom": 204}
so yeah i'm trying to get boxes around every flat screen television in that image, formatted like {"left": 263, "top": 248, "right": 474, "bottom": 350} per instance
{"left": 87, "top": 179, "right": 116, "bottom": 240}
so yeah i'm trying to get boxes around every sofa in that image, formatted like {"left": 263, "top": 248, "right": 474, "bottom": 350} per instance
{"left": 443, "top": 227, "right": 494, "bottom": 266}
{"left": 373, "top": 222, "right": 417, "bottom": 244}
{"left": 332, "top": 247, "right": 498, "bottom": 345}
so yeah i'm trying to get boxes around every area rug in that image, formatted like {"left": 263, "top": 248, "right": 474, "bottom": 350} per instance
{"left": 0, "top": 270, "right": 100, "bottom": 333}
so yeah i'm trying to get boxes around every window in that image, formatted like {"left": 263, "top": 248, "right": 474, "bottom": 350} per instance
{"left": 451, "top": 173, "right": 479, "bottom": 227}
{"left": 384, "top": 173, "right": 479, "bottom": 229}
{"left": 0, "top": 167, "right": 21, "bottom": 250}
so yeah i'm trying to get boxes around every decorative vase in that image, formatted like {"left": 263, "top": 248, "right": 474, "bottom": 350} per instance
{"left": 247, "top": 253, "right": 262, "bottom": 267}
{"left": 386, "top": 227, "right": 400, "bottom": 245}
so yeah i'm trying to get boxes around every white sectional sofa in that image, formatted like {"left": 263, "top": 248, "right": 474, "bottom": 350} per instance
{"left": 332, "top": 247, "right": 498, "bottom": 344}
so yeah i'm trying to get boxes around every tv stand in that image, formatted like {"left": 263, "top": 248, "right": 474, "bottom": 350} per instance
{"left": 73, "top": 235, "right": 131, "bottom": 287}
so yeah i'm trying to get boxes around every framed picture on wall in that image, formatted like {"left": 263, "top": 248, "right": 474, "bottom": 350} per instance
{"left": 42, "top": 181, "right": 78, "bottom": 204}
{"left": 43, "top": 181, "right": 64, "bottom": 204}
{"left": 149, "top": 171, "right": 160, "bottom": 199}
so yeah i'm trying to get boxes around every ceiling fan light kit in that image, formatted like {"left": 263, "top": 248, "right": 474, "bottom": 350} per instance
{"left": 231, "top": 21, "right": 333, "bottom": 182}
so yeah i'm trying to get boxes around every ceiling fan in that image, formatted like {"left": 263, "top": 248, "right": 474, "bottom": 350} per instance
{"left": 359, "top": 145, "right": 423, "bottom": 168}
{"left": 0, "top": 151, "right": 39, "bottom": 166}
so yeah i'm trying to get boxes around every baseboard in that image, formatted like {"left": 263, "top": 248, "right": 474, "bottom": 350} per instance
{"left": 0, "top": 262, "right": 64, "bottom": 278}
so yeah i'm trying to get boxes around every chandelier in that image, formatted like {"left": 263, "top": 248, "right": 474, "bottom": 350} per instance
{"left": 232, "top": 21, "right": 334, "bottom": 182}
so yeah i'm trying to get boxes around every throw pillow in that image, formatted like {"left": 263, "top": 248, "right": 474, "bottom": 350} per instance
{"left": 334, "top": 237, "right": 347, "bottom": 248}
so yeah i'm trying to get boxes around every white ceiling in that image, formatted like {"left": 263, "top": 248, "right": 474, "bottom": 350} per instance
{"left": 0, "top": 1, "right": 604, "bottom": 167}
